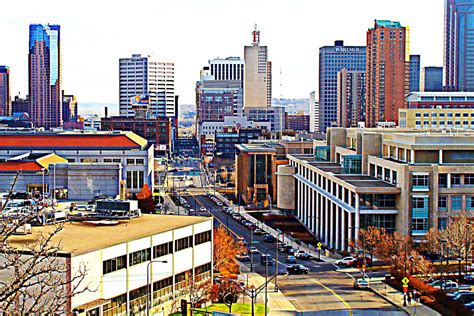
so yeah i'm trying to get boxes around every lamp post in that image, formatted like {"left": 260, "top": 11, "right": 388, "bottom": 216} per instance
{"left": 466, "top": 224, "right": 472, "bottom": 275}
{"left": 146, "top": 259, "right": 168, "bottom": 316}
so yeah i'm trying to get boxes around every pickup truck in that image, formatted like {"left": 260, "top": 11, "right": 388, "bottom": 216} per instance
{"left": 433, "top": 280, "right": 472, "bottom": 292}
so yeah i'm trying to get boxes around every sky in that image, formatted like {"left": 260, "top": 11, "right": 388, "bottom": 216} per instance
{"left": 0, "top": 0, "right": 445, "bottom": 107}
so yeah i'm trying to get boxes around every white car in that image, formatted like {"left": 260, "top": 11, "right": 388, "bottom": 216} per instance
{"left": 216, "top": 201, "right": 223, "bottom": 207}
{"left": 336, "top": 256, "right": 355, "bottom": 266}
{"left": 200, "top": 207, "right": 206, "bottom": 212}
{"left": 249, "top": 246, "right": 259, "bottom": 254}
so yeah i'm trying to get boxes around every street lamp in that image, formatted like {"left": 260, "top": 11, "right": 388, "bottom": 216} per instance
{"left": 146, "top": 259, "right": 168, "bottom": 316}
{"left": 466, "top": 224, "right": 472, "bottom": 275}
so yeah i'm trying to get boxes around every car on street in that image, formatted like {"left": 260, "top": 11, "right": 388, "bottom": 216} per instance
{"left": 353, "top": 278, "right": 369, "bottom": 290}
{"left": 200, "top": 207, "right": 206, "bottom": 212}
{"left": 347, "top": 257, "right": 372, "bottom": 268}
{"left": 433, "top": 280, "right": 472, "bottom": 292}
{"left": 236, "top": 253, "right": 251, "bottom": 262}
{"left": 464, "top": 274, "right": 474, "bottom": 284}
{"left": 295, "top": 250, "right": 311, "bottom": 260}
{"left": 286, "top": 264, "right": 309, "bottom": 275}
{"left": 288, "top": 248, "right": 296, "bottom": 255}
{"left": 254, "top": 228, "right": 264, "bottom": 235}
{"left": 260, "top": 254, "right": 273, "bottom": 266}
{"left": 336, "top": 256, "right": 355, "bottom": 266}
{"left": 249, "top": 246, "right": 259, "bottom": 254}
{"left": 263, "top": 234, "right": 276, "bottom": 243}
{"left": 286, "top": 255, "right": 297, "bottom": 264}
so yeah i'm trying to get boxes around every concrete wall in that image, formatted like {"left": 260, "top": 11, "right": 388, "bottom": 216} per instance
{"left": 276, "top": 164, "right": 296, "bottom": 210}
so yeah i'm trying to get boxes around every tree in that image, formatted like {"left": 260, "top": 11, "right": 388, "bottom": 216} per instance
{"left": 0, "top": 214, "right": 91, "bottom": 314}
{"left": 210, "top": 279, "right": 243, "bottom": 313}
{"left": 213, "top": 227, "right": 244, "bottom": 275}
{"left": 137, "top": 184, "right": 155, "bottom": 213}
{"left": 358, "top": 227, "right": 385, "bottom": 261}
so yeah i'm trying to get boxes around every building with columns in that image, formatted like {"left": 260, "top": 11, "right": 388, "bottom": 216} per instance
{"left": 278, "top": 127, "right": 474, "bottom": 251}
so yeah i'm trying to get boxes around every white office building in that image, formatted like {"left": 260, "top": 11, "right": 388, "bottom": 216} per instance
{"left": 209, "top": 57, "right": 244, "bottom": 84}
{"left": 309, "top": 91, "right": 320, "bottom": 133}
{"left": 119, "top": 54, "right": 175, "bottom": 118}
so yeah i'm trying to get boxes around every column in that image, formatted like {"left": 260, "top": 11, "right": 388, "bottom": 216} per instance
{"left": 411, "top": 150, "right": 415, "bottom": 164}
{"left": 315, "top": 192, "right": 320, "bottom": 238}
{"left": 325, "top": 198, "right": 330, "bottom": 246}
{"left": 341, "top": 209, "right": 346, "bottom": 251}
{"left": 439, "top": 150, "right": 443, "bottom": 164}
{"left": 404, "top": 148, "right": 407, "bottom": 162}
{"left": 329, "top": 202, "right": 334, "bottom": 249}
{"left": 354, "top": 193, "right": 360, "bottom": 244}
{"left": 447, "top": 173, "right": 452, "bottom": 189}
{"left": 335, "top": 206, "right": 340, "bottom": 251}
{"left": 348, "top": 211, "right": 352, "bottom": 251}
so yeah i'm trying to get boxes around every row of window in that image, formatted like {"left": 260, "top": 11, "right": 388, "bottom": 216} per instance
{"left": 439, "top": 174, "right": 474, "bottom": 188}
{"left": 415, "top": 112, "right": 474, "bottom": 118}
{"left": 439, "top": 195, "right": 474, "bottom": 211}
{"left": 103, "top": 232, "right": 212, "bottom": 275}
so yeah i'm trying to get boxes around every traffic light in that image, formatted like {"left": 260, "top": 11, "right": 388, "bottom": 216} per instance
{"left": 181, "top": 299, "right": 187, "bottom": 316}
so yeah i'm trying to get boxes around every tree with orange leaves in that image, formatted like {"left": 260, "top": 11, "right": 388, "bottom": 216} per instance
{"left": 137, "top": 184, "right": 154, "bottom": 213}
{"left": 213, "top": 226, "right": 244, "bottom": 275}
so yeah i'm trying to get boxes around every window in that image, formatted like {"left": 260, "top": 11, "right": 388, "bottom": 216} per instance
{"left": 153, "top": 241, "right": 173, "bottom": 258}
{"left": 135, "top": 159, "right": 144, "bottom": 165}
{"left": 412, "top": 197, "right": 427, "bottom": 209}
{"left": 412, "top": 174, "right": 429, "bottom": 190}
{"left": 104, "top": 158, "right": 113, "bottom": 163}
{"left": 465, "top": 175, "right": 474, "bottom": 186}
{"left": 438, "top": 218, "right": 447, "bottom": 230}
{"left": 127, "top": 159, "right": 135, "bottom": 165}
{"left": 195, "top": 231, "right": 211, "bottom": 245}
{"left": 412, "top": 218, "right": 429, "bottom": 233}
{"left": 467, "top": 196, "right": 474, "bottom": 210}
{"left": 129, "top": 248, "right": 151, "bottom": 266}
{"left": 452, "top": 174, "right": 461, "bottom": 187}
{"left": 438, "top": 174, "right": 448, "bottom": 188}
{"left": 153, "top": 276, "right": 173, "bottom": 297}
{"left": 126, "top": 170, "right": 145, "bottom": 190}
{"left": 452, "top": 196, "right": 462, "bottom": 211}
{"left": 438, "top": 196, "right": 447, "bottom": 210}
{"left": 81, "top": 158, "right": 98, "bottom": 163}
{"left": 103, "top": 255, "right": 127, "bottom": 274}
{"left": 175, "top": 236, "right": 193, "bottom": 251}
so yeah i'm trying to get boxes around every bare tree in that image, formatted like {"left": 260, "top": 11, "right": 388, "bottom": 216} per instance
{"left": 0, "top": 213, "right": 91, "bottom": 314}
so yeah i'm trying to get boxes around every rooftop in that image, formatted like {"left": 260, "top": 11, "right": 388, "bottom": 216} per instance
{"left": 0, "top": 161, "right": 42, "bottom": 172}
{"left": 374, "top": 20, "right": 403, "bottom": 28}
{"left": 8, "top": 215, "right": 210, "bottom": 256}
{"left": 235, "top": 143, "right": 281, "bottom": 153}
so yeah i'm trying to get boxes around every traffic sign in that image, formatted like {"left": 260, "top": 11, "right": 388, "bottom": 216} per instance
{"left": 317, "top": 242, "right": 322, "bottom": 250}
{"left": 401, "top": 277, "right": 409, "bottom": 285}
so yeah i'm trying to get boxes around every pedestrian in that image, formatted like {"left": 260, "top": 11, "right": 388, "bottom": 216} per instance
{"left": 407, "top": 291, "right": 412, "bottom": 305}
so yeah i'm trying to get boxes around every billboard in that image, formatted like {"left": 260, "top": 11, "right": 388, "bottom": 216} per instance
{"left": 131, "top": 94, "right": 150, "bottom": 106}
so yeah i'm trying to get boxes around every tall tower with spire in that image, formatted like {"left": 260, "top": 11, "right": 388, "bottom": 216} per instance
{"left": 244, "top": 25, "right": 272, "bottom": 108}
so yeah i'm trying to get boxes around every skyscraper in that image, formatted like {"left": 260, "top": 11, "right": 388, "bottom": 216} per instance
{"left": 62, "top": 92, "right": 78, "bottom": 123}
{"left": 444, "top": 0, "right": 474, "bottom": 91}
{"left": 337, "top": 69, "right": 366, "bottom": 127}
{"left": 29, "top": 24, "right": 62, "bottom": 128}
{"left": 421, "top": 67, "right": 444, "bottom": 92}
{"left": 244, "top": 25, "right": 272, "bottom": 108}
{"left": 366, "top": 20, "right": 409, "bottom": 127}
{"left": 119, "top": 54, "right": 175, "bottom": 118}
{"left": 409, "top": 55, "right": 421, "bottom": 92}
{"left": 319, "top": 40, "right": 366, "bottom": 132}
{"left": 209, "top": 57, "right": 244, "bottom": 84}
{"left": 309, "top": 91, "right": 319, "bottom": 133}
{"left": 0, "top": 66, "right": 10, "bottom": 116}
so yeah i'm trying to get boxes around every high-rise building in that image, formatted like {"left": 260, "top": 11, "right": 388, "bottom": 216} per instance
{"left": 29, "top": 24, "right": 62, "bottom": 128}
{"left": 11, "top": 95, "right": 29, "bottom": 114}
{"left": 337, "top": 69, "right": 366, "bottom": 127}
{"left": 62, "top": 92, "right": 78, "bottom": 123}
{"left": 409, "top": 55, "right": 421, "bottom": 92}
{"left": 0, "top": 66, "right": 10, "bottom": 116}
{"left": 366, "top": 20, "right": 409, "bottom": 127}
{"left": 319, "top": 41, "right": 366, "bottom": 132}
{"left": 286, "top": 114, "right": 310, "bottom": 132}
{"left": 119, "top": 54, "right": 175, "bottom": 118}
{"left": 309, "top": 91, "right": 319, "bottom": 133}
{"left": 209, "top": 57, "right": 244, "bottom": 85}
{"left": 421, "top": 67, "right": 444, "bottom": 92}
{"left": 444, "top": 0, "right": 474, "bottom": 92}
{"left": 244, "top": 25, "right": 272, "bottom": 108}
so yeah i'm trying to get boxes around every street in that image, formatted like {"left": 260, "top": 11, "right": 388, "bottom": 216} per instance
{"left": 166, "top": 160, "right": 403, "bottom": 315}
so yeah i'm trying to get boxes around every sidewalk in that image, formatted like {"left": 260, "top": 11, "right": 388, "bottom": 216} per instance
{"left": 240, "top": 265, "right": 297, "bottom": 315}
{"left": 370, "top": 282, "right": 440, "bottom": 316}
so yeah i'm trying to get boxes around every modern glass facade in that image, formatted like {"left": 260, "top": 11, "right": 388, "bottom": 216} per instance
{"left": 421, "top": 67, "right": 443, "bottom": 92}
{"left": 444, "top": 0, "right": 474, "bottom": 92}
{"left": 28, "top": 24, "right": 62, "bottom": 128}
{"left": 319, "top": 41, "right": 366, "bottom": 132}
{"left": 409, "top": 55, "right": 421, "bottom": 92}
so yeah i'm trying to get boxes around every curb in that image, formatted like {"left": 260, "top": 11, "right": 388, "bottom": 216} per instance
{"left": 369, "top": 287, "right": 410, "bottom": 315}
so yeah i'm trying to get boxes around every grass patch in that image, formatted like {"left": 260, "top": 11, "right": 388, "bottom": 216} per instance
{"left": 191, "top": 303, "right": 266, "bottom": 315}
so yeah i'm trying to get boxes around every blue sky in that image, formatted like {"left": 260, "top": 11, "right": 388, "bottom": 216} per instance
{"left": 1, "top": 0, "right": 444, "bottom": 105}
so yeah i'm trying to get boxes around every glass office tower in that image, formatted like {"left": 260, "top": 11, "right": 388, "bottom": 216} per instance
{"left": 444, "top": 0, "right": 474, "bottom": 91}
{"left": 29, "top": 24, "right": 62, "bottom": 128}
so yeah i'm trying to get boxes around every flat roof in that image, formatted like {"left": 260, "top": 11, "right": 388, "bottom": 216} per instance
{"left": 235, "top": 143, "right": 280, "bottom": 153}
{"left": 8, "top": 215, "right": 210, "bottom": 256}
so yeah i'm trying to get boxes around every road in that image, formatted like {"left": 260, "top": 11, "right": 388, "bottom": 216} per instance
{"left": 168, "top": 160, "right": 403, "bottom": 314}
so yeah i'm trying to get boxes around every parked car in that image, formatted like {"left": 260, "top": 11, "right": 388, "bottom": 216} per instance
{"left": 286, "top": 256, "right": 297, "bottom": 264}
{"left": 216, "top": 201, "right": 223, "bottom": 207}
{"left": 347, "top": 257, "right": 372, "bottom": 268}
{"left": 263, "top": 234, "right": 276, "bottom": 243}
{"left": 353, "top": 278, "right": 369, "bottom": 290}
{"left": 433, "top": 280, "right": 472, "bottom": 292}
{"left": 451, "top": 291, "right": 474, "bottom": 304}
{"left": 254, "top": 228, "right": 264, "bottom": 235}
{"left": 464, "top": 274, "right": 474, "bottom": 284}
{"left": 336, "top": 256, "right": 355, "bottom": 266}
{"left": 236, "top": 253, "right": 251, "bottom": 262}
{"left": 261, "top": 254, "right": 273, "bottom": 266}
{"left": 287, "top": 264, "right": 309, "bottom": 275}
{"left": 200, "top": 207, "right": 206, "bottom": 212}
{"left": 249, "top": 246, "right": 259, "bottom": 254}
{"left": 295, "top": 250, "right": 311, "bottom": 260}
{"left": 288, "top": 248, "right": 296, "bottom": 255}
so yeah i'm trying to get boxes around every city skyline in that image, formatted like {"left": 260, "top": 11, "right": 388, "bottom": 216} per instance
{"left": 0, "top": 0, "right": 444, "bottom": 106}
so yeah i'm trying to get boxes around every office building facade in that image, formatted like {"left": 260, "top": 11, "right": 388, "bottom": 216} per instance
{"left": 319, "top": 41, "right": 366, "bottom": 132}
{"left": 286, "top": 114, "right": 310, "bottom": 132}
{"left": 366, "top": 20, "right": 409, "bottom": 127}
{"left": 29, "top": 24, "right": 62, "bottom": 128}
{"left": 0, "top": 66, "right": 10, "bottom": 116}
{"left": 209, "top": 57, "right": 244, "bottom": 84}
{"left": 409, "top": 55, "right": 421, "bottom": 92}
{"left": 244, "top": 106, "right": 286, "bottom": 133}
{"left": 337, "top": 69, "right": 366, "bottom": 127}
{"left": 444, "top": 0, "right": 474, "bottom": 91}
{"left": 244, "top": 25, "right": 272, "bottom": 108}
{"left": 119, "top": 54, "right": 175, "bottom": 118}
{"left": 421, "top": 67, "right": 444, "bottom": 92}
{"left": 309, "top": 91, "right": 320, "bottom": 133}
{"left": 62, "top": 92, "right": 77, "bottom": 123}
{"left": 11, "top": 95, "right": 29, "bottom": 114}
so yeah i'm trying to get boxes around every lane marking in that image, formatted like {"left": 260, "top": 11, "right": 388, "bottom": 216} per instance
{"left": 312, "top": 279, "right": 353, "bottom": 315}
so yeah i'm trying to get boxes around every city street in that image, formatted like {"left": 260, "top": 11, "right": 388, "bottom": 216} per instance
{"left": 166, "top": 160, "right": 403, "bottom": 314}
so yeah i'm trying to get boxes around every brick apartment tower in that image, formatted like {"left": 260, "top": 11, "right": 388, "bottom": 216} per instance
{"left": 0, "top": 66, "right": 10, "bottom": 116}
{"left": 29, "top": 24, "right": 62, "bottom": 128}
{"left": 366, "top": 20, "right": 410, "bottom": 127}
